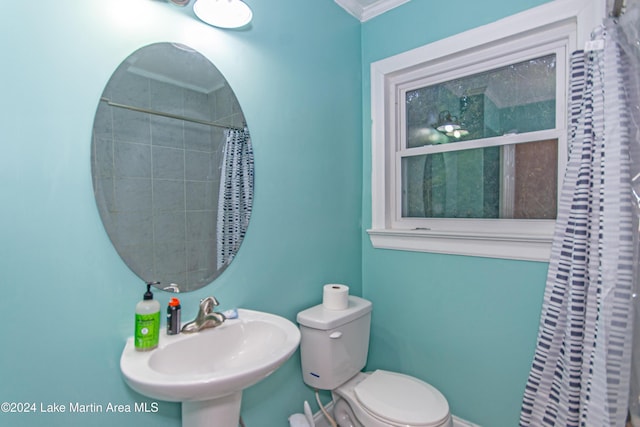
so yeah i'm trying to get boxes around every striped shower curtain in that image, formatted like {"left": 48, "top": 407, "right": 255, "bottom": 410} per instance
{"left": 621, "top": 2, "right": 640, "bottom": 424}
{"left": 216, "top": 128, "right": 254, "bottom": 269}
{"left": 519, "top": 16, "right": 639, "bottom": 427}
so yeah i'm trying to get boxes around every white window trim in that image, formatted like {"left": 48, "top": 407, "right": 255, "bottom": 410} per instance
{"left": 368, "top": 0, "right": 605, "bottom": 262}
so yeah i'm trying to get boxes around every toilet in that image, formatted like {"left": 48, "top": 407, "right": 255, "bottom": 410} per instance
{"left": 297, "top": 296, "right": 453, "bottom": 427}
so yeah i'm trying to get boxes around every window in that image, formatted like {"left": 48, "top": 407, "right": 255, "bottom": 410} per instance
{"left": 402, "top": 54, "right": 559, "bottom": 221}
{"left": 368, "top": 0, "right": 603, "bottom": 261}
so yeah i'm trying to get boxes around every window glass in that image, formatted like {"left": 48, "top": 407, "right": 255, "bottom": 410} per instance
{"left": 401, "top": 139, "right": 558, "bottom": 219}
{"left": 405, "top": 54, "right": 556, "bottom": 148}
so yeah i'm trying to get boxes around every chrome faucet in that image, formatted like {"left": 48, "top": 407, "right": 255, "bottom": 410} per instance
{"left": 181, "top": 296, "right": 226, "bottom": 333}
{"left": 163, "top": 283, "right": 181, "bottom": 293}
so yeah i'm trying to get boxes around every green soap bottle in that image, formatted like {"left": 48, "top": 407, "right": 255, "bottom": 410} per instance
{"left": 134, "top": 283, "right": 161, "bottom": 351}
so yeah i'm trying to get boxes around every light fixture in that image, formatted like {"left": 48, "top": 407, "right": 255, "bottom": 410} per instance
{"left": 193, "top": 0, "right": 253, "bottom": 29}
{"left": 435, "top": 110, "right": 469, "bottom": 139}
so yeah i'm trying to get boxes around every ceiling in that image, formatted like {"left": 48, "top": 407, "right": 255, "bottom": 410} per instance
{"left": 334, "top": 0, "right": 410, "bottom": 21}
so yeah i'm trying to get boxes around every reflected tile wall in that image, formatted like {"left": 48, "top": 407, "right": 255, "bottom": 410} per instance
{"left": 92, "top": 70, "right": 241, "bottom": 288}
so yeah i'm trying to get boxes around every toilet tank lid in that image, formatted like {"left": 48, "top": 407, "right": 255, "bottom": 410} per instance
{"left": 297, "top": 296, "right": 372, "bottom": 330}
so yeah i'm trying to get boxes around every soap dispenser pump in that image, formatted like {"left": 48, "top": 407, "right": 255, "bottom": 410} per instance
{"left": 134, "top": 282, "right": 161, "bottom": 351}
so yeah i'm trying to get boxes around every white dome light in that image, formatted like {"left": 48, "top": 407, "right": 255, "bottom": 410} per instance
{"left": 193, "top": 0, "right": 253, "bottom": 29}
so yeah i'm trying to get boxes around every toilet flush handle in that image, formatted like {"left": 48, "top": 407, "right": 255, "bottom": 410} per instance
{"left": 329, "top": 331, "right": 342, "bottom": 339}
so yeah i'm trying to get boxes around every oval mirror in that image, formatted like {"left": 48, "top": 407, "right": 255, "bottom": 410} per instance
{"left": 91, "top": 43, "right": 254, "bottom": 292}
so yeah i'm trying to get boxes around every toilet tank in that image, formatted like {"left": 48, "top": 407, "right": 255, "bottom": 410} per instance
{"left": 297, "top": 296, "right": 372, "bottom": 390}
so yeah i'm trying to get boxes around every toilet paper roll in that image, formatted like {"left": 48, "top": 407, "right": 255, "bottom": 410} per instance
{"left": 322, "top": 284, "right": 349, "bottom": 310}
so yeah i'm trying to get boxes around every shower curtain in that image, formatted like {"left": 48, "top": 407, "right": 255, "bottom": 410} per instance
{"left": 216, "top": 128, "right": 254, "bottom": 269}
{"left": 519, "top": 3, "right": 640, "bottom": 425}
{"left": 621, "top": 1, "right": 640, "bottom": 424}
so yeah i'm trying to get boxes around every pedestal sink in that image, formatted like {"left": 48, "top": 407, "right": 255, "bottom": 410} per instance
{"left": 120, "top": 309, "right": 301, "bottom": 427}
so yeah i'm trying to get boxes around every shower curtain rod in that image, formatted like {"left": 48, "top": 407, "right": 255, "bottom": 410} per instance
{"left": 100, "top": 97, "right": 244, "bottom": 131}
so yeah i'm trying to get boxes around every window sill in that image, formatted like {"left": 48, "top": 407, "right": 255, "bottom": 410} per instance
{"left": 367, "top": 228, "right": 552, "bottom": 262}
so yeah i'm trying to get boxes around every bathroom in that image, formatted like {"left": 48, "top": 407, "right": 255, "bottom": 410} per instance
{"left": 1, "top": 0, "right": 637, "bottom": 426}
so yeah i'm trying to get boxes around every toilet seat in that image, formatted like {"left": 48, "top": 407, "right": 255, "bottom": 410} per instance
{"left": 354, "top": 370, "right": 450, "bottom": 426}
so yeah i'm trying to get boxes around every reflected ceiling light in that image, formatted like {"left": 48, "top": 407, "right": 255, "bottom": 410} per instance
{"left": 435, "top": 110, "right": 460, "bottom": 133}
{"left": 448, "top": 128, "right": 469, "bottom": 138}
{"left": 193, "top": 0, "right": 253, "bottom": 29}
{"left": 435, "top": 110, "right": 469, "bottom": 139}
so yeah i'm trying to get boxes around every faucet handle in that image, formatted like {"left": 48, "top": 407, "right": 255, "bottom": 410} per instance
{"left": 198, "top": 296, "right": 220, "bottom": 315}
{"left": 201, "top": 296, "right": 219, "bottom": 307}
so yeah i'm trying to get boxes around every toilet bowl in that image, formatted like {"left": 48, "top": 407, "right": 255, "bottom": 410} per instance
{"left": 297, "top": 296, "right": 453, "bottom": 427}
{"left": 332, "top": 371, "right": 452, "bottom": 427}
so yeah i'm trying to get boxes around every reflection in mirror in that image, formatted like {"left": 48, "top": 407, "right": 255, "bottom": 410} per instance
{"left": 91, "top": 43, "right": 254, "bottom": 292}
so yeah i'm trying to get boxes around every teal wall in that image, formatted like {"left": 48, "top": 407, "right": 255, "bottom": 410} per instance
{"left": 0, "top": 1, "right": 361, "bottom": 426}
{"left": 1, "top": 0, "right": 564, "bottom": 426}
{"left": 360, "top": 1, "right": 552, "bottom": 426}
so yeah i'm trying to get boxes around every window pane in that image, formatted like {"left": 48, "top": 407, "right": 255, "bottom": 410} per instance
{"left": 406, "top": 54, "right": 556, "bottom": 148}
{"left": 401, "top": 139, "right": 558, "bottom": 219}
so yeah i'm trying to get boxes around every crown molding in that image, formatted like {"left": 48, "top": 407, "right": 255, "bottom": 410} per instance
{"left": 335, "top": 0, "right": 410, "bottom": 22}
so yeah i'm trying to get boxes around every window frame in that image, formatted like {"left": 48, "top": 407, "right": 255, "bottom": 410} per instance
{"left": 367, "top": 0, "right": 604, "bottom": 262}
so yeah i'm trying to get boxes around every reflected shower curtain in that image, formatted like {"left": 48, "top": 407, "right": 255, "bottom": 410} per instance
{"left": 520, "top": 12, "right": 640, "bottom": 427}
{"left": 216, "top": 128, "right": 254, "bottom": 269}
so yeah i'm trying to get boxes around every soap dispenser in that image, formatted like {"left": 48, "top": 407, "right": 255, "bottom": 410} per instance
{"left": 134, "top": 282, "right": 161, "bottom": 351}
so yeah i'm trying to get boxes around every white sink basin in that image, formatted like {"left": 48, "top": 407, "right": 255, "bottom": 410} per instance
{"left": 120, "top": 308, "right": 300, "bottom": 427}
